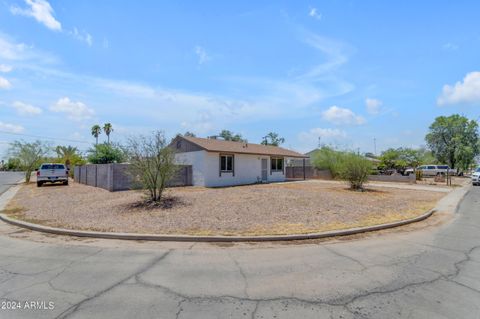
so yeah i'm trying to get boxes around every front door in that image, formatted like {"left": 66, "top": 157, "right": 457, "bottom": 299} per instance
{"left": 261, "top": 158, "right": 268, "bottom": 182}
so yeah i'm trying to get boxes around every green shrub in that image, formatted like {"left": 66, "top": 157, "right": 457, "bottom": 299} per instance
{"left": 87, "top": 143, "right": 125, "bottom": 164}
{"left": 311, "top": 147, "right": 346, "bottom": 179}
{"left": 5, "top": 157, "right": 21, "bottom": 170}
{"left": 338, "top": 153, "right": 372, "bottom": 191}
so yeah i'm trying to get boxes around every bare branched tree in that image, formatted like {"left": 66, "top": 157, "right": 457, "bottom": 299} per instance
{"left": 9, "top": 140, "right": 51, "bottom": 183}
{"left": 126, "top": 131, "right": 178, "bottom": 203}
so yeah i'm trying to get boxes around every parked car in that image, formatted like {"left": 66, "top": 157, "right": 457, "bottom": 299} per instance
{"left": 415, "top": 165, "right": 457, "bottom": 177}
{"left": 36, "top": 163, "right": 69, "bottom": 187}
{"left": 472, "top": 168, "right": 480, "bottom": 186}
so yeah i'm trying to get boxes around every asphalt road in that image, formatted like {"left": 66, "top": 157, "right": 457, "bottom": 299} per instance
{"left": 0, "top": 180, "right": 479, "bottom": 318}
{"left": 0, "top": 172, "right": 24, "bottom": 196}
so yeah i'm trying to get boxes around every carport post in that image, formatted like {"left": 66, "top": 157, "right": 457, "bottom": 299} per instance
{"left": 303, "top": 158, "right": 306, "bottom": 180}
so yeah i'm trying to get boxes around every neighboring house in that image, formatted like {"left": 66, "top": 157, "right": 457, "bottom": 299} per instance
{"left": 171, "top": 136, "right": 308, "bottom": 187}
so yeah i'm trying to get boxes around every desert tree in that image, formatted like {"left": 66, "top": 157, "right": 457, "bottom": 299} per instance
{"left": 339, "top": 153, "right": 372, "bottom": 191}
{"left": 425, "top": 114, "right": 479, "bottom": 170}
{"left": 9, "top": 140, "right": 51, "bottom": 182}
{"left": 218, "top": 129, "right": 246, "bottom": 142}
{"left": 184, "top": 131, "right": 196, "bottom": 137}
{"left": 261, "top": 132, "right": 285, "bottom": 146}
{"left": 126, "top": 131, "right": 178, "bottom": 203}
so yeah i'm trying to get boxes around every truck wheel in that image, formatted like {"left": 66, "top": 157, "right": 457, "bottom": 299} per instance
{"left": 63, "top": 180, "right": 69, "bottom": 186}
{"left": 37, "top": 182, "right": 42, "bottom": 187}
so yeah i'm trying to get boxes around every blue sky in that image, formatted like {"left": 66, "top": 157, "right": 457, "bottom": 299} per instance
{"left": 1, "top": 0, "right": 480, "bottom": 159}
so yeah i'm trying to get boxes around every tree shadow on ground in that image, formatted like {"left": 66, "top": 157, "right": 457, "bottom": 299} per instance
{"left": 125, "top": 195, "right": 189, "bottom": 210}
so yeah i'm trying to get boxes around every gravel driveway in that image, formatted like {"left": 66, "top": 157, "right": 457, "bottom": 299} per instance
{"left": 5, "top": 181, "right": 445, "bottom": 235}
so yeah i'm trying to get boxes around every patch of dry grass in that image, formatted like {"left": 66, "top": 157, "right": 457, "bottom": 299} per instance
{"left": 8, "top": 180, "right": 445, "bottom": 236}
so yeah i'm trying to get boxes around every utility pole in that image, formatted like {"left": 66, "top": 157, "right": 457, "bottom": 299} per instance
{"left": 373, "top": 137, "right": 377, "bottom": 155}
{"left": 317, "top": 137, "right": 321, "bottom": 149}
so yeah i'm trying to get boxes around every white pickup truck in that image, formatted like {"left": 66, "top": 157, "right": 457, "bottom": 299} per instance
{"left": 36, "top": 163, "right": 69, "bottom": 187}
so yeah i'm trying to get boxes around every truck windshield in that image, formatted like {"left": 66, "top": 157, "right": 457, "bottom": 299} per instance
{"left": 41, "top": 164, "right": 65, "bottom": 170}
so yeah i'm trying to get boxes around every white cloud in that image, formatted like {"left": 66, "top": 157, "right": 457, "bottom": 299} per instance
{"left": 97, "top": 80, "right": 157, "bottom": 98}
{"left": 11, "top": 101, "right": 42, "bottom": 116}
{"left": 0, "top": 77, "right": 12, "bottom": 89}
{"left": 50, "top": 97, "right": 94, "bottom": 121}
{"left": 437, "top": 71, "right": 480, "bottom": 106}
{"left": 0, "top": 33, "right": 58, "bottom": 64}
{"left": 0, "top": 64, "right": 12, "bottom": 73}
{"left": 321, "top": 105, "right": 365, "bottom": 125}
{"left": 0, "top": 121, "right": 24, "bottom": 133}
{"left": 365, "top": 98, "right": 383, "bottom": 115}
{"left": 194, "top": 46, "right": 211, "bottom": 65}
{"left": 0, "top": 35, "right": 28, "bottom": 60}
{"left": 300, "top": 31, "right": 351, "bottom": 78}
{"left": 10, "top": 0, "right": 62, "bottom": 31}
{"left": 309, "top": 8, "right": 322, "bottom": 20}
{"left": 0, "top": 28, "right": 355, "bottom": 137}
{"left": 71, "top": 28, "right": 93, "bottom": 46}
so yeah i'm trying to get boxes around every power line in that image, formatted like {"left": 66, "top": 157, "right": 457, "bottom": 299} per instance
{"left": 0, "top": 130, "right": 91, "bottom": 144}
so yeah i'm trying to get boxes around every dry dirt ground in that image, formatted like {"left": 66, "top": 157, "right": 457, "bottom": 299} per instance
{"left": 4, "top": 180, "right": 446, "bottom": 236}
{"left": 415, "top": 176, "right": 468, "bottom": 187}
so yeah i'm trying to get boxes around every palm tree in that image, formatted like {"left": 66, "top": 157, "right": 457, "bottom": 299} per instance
{"left": 91, "top": 125, "right": 102, "bottom": 145}
{"left": 103, "top": 123, "right": 113, "bottom": 144}
{"left": 56, "top": 145, "right": 79, "bottom": 167}
{"left": 56, "top": 145, "right": 78, "bottom": 159}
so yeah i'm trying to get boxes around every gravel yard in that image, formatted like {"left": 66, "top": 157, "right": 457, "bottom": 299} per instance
{"left": 5, "top": 180, "right": 445, "bottom": 236}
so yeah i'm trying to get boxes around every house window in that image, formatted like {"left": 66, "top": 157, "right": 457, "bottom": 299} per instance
{"left": 271, "top": 157, "right": 284, "bottom": 171}
{"left": 176, "top": 140, "right": 182, "bottom": 149}
{"left": 220, "top": 155, "right": 234, "bottom": 172}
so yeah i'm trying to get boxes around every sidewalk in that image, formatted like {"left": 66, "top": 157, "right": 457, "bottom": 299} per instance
{"left": 300, "top": 179, "right": 455, "bottom": 193}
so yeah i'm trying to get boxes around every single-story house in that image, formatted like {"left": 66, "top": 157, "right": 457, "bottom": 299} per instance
{"left": 171, "top": 136, "right": 308, "bottom": 187}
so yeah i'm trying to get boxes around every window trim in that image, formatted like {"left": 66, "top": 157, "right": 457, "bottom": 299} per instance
{"left": 219, "top": 154, "right": 235, "bottom": 176}
{"left": 270, "top": 157, "right": 284, "bottom": 174}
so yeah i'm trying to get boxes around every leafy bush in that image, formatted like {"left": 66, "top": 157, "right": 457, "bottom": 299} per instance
{"left": 87, "top": 143, "right": 125, "bottom": 164}
{"left": 338, "top": 153, "right": 372, "bottom": 191}
{"left": 311, "top": 146, "right": 346, "bottom": 179}
{"left": 312, "top": 147, "right": 372, "bottom": 190}
{"left": 5, "top": 157, "right": 21, "bottom": 170}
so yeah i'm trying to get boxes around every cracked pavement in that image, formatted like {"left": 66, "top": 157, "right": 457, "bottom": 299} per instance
{"left": 0, "top": 174, "right": 479, "bottom": 318}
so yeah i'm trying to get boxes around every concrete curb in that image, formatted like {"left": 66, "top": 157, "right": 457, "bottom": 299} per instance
{"left": 0, "top": 208, "right": 435, "bottom": 242}
{"left": 0, "top": 182, "right": 468, "bottom": 242}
